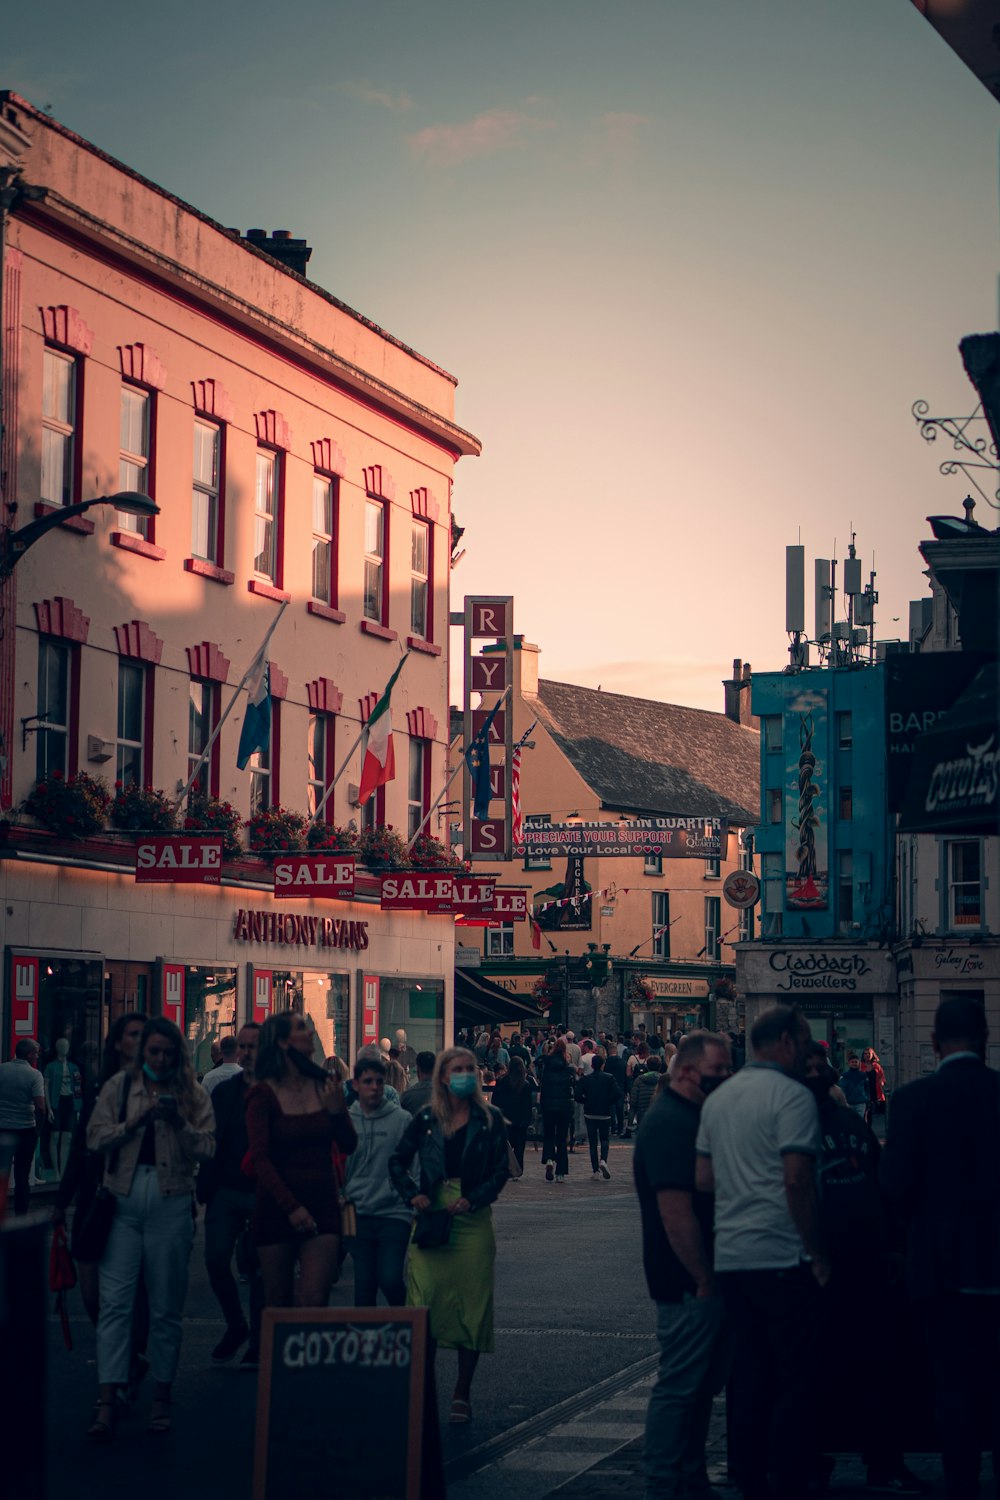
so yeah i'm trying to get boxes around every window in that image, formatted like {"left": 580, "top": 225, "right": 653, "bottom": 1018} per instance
{"left": 410, "top": 519, "right": 430, "bottom": 638}
{"left": 254, "top": 449, "right": 279, "bottom": 582}
{"left": 36, "top": 639, "right": 70, "bottom": 780}
{"left": 312, "top": 474, "right": 336, "bottom": 605}
{"left": 119, "top": 386, "right": 152, "bottom": 536}
{"left": 837, "top": 850, "right": 853, "bottom": 933}
{"left": 948, "top": 841, "right": 982, "bottom": 928}
{"left": 408, "top": 738, "right": 429, "bottom": 840}
{"left": 363, "top": 500, "right": 385, "bottom": 622}
{"left": 192, "top": 420, "right": 222, "bottom": 563}
{"left": 524, "top": 853, "right": 552, "bottom": 871}
{"left": 768, "top": 788, "right": 782, "bottom": 824}
{"left": 704, "top": 856, "right": 721, "bottom": 879}
{"left": 763, "top": 716, "right": 782, "bottom": 753}
{"left": 361, "top": 786, "right": 385, "bottom": 835}
{"left": 116, "top": 662, "right": 147, "bottom": 787}
{"left": 486, "top": 923, "right": 514, "bottom": 957}
{"left": 739, "top": 903, "right": 752, "bottom": 941}
{"left": 188, "top": 680, "right": 219, "bottom": 800}
{"left": 837, "top": 712, "right": 853, "bottom": 750}
{"left": 652, "top": 891, "right": 670, "bottom": 958}
{"left": 41, "top": 349, "right": 77, "bottom": 507}
{"left": 704, "top": 896, "right": 722, "bottom": 961}
{"left": 249, "top": 705, "right": 278, "bottom": 817}
{"left": 644, "top": 853, "right": 663, "bottom": 876}
{"left": 307, "top": 713, "right": 334, "bottom": 820}
{"left": 839, "top": 786, "right": 853, "bottom": 821}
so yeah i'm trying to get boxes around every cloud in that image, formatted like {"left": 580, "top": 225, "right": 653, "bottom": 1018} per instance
{"left": 343, "top": 78, "right": 413, "bottom": 112}
{"left": 407, "top": 108, "right": 552, "bottom": 168}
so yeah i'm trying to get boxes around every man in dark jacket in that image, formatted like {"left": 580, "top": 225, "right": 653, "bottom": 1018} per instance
{"left": 881, "top": 996, "right": 1000, "bottom": 1500}
{"left": 200, "top": 1023, "right": 262, "bottom": 1368}
{"left": 400, "top": 1051, "right": 436, "bottom": 1116}
{"left": 602, "top": 1044, "right": 628, "bottom": 1137}
{"left": 575, "top": 1055, "right": 622, "bottom": 1179}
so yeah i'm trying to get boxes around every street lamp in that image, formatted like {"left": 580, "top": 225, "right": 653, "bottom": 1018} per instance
{"left": 1, "top": 491, "right": 159, "bottom": 578}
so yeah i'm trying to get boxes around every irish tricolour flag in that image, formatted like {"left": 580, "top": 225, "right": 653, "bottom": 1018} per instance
{"left": 359, "top": 655, "right": 409, "bottom": 806}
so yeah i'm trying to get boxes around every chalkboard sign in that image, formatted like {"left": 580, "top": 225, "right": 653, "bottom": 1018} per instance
{"left": 254, "top": 1307, "right": 441, "bottom": 1500}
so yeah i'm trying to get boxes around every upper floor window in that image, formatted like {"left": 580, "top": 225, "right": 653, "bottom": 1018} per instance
{"left": 408, "top": 738, "right": 429, "bottom": 840}
{"left": 763, "top": 716, "right": 782, "bottom": 753}
{"left": 948, "top": 840, "right": 982, "bottom": 929}
{"left": 188, "top": 679, "right": 219, "bottom": 801}
{"left": 307, "top": 712, "right": 334, "bottom": 820}
{"left": 486, "top": 922, "right": 514, "bottom": 958}
{"left": 361, "top": 785, "right": 385, "bottom": 836}
{"left": 837, "top": 849, "right": 853, "bottom": 933}
{"left": 652, "top": 891, "right": 670, "bottom": 958}
{"left": 249, "top": 743, "right": 271, "bottom": 817}
{"left": 768, "top": 788, "right": 782, "bottom": 824}
{"left": 41, "top": 350, "right": 77, "bottom": 508}
{"left": 364, "top": 500, "right": 386, "bottom": 623}
{"left": 312, "top": 475, "right": 337, "bottom": 605}
{"left": 525, "top": 853, "right": 552, "bottom": 871}
{"left": 410, "top": 520, "right": 430, "bottom": 639}
{"left": 644, "top": 852, "right": 663, "bottom": 876}
{"left": 254, "top": 450, "right": 280, "bottom": 582}
{"left": 837, "top": 711, "right": 853, "bottom": 750}
{"left": 192, "top": 420, "right": 222, "bottom": 564}
{"left": 704, "top": 896, "right": 722, "bottom": 961}
{"left": 839, "top": 786, "right": 853, "bottom": 822}
{"left": 116, "top": 661, "right": 148, "bottom": 788}
{"left": 36, "top": 639, "right": 71, "bottom": 780}
{"left": 704, "top": 856, "right": 721, "bottom": 879}
{"left": 119, "top": 386, "right": 152, "bottom": 536}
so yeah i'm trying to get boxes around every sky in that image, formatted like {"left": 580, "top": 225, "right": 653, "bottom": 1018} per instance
{"left": 7, "top": 0, "right": 999, "bottom": 711}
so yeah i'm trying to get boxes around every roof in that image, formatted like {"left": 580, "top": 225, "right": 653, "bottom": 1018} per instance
{"left": 529, "top": 679, "right": 759, "bottom": 825}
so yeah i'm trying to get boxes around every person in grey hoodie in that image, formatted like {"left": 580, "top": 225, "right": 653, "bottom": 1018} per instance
{"left": 345, "top": 1055, "right": 413, "bottom": 1306}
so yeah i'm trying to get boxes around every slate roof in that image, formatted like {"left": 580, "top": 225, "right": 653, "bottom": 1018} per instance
{"left": 530, "top": 679, "right": 760, "bottom": 826}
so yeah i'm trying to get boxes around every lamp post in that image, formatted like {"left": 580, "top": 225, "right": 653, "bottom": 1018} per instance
{"left": 0, "top": 491, "right": 159, "bottom": 578}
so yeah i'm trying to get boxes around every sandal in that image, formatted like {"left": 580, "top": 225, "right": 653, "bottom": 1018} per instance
{"left": 147, "top": 1399, "right": 172, "bottom": 1434}
{"left": 449, "top": 1398, "right": 472, "bottom": 1425}
{"left": 87, "top": 1401, "right": 116, "bottom": 1443}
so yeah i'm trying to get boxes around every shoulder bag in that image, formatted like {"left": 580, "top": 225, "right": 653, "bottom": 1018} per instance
{"left": 413, "top": 1208, "right": 453, "bottom": 1250}
{"left": 72, "top": 1075, "right": 131, "bottom": 1263}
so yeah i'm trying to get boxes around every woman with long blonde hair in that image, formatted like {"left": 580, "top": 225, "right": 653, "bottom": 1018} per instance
{"left": 389, "top": 1046, "right": 510, "bottom": 1424}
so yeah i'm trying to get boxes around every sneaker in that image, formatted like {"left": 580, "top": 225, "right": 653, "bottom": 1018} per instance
{"left": 555, "top": 1174, "right": 566, "bottom": 1183}
{"left": 865, "top": 1471, "right": 930, "bottom": 1496}
{"left": 211, "top": 1324, "right": 249, "bottom": 1363}
{"left": 545, "top": 1163, "right": 554, "bottom": 1181}
{"left": 239, "top": 1346, "right": 260, "bottom": 1372}
{"left": 592, "top": 1170, "right": 602, "bottom": 1180}
{"left": 600, "top": 1161, "right": 611, "bottom": 1179}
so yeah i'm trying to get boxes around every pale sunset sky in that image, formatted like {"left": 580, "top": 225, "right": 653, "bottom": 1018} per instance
{"left": 7, "top": 1, "right": 998, "bottom": 710}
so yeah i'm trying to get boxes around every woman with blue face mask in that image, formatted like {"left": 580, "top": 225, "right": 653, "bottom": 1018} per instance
{"left": 389, "top": 1046, "right": 510, "bottom": 1425}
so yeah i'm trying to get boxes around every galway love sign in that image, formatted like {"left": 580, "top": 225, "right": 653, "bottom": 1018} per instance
{"left": 273, "top": 856, "right": 356, "bottom": 900}
{"left": 135, "top": 837, "right": 224, "bottom": 884}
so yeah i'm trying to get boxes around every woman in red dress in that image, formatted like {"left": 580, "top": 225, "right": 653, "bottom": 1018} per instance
{"left": 247, "top": 1011, "right": 356, "bottom": 1308}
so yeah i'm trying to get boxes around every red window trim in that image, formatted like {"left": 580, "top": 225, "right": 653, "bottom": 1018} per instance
{"left": 253, "top": 444, "right": 285, "bottom": 590}
{"left": 184, "top": 557, "right": 235, "bottom": 586}
{"left": 308, "top": 600, "right": 346, "bottom": 624}
{"left": 111, "top": 531, "right": 165, "bottom": 561}
{"left": 114, "top": 621, "right": 164, "bottom": 665}
{"left": 191, "top": 412, "right": 228, "bottom": 571}
{"left": 311, "top": 469, "right": 340, "bottom": 610}
{"left": 409, "top": 735, "right": 432, "bottom": 834}
{"left": 34, "top": 501, "right": 93, "bottom": 535}
{"left": 306, "top": 679, "right": 344, "bottom": 716}
{"left": 360, "top": 619, "right": 397, "bottom": 643}
{"left": 309, "top": 708, "right": 338, "bottom": 825}
{"left": 407, "top": 635, "right": 442, "bottom": 657}
{"left": 189, "top": 678, "right": 222, "bottom": 800}
{"left": 248, "top": 579, "right": 291, "bottom": 604}
{"left": 118, "top": 658, "right": 156, "bottom": 788}
{"left": 40, "top": 344, "right": 87, "bottom": 511}
{"left": 35, "top": 635, "right": 82, "bottom": 780}
{"left": 410, "top": 514, "right": 434, "bottom": 645}
{"left": 118, "top": 380, "right": 158, "bottom": 545}
{"left": 363, "top": 493, "right": 391, "bottom": 629}
{"left": 34, "top": 597, "right": 90, "bottom": 643}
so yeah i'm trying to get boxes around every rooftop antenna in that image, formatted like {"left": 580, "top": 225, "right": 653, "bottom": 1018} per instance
{"left": 785, "top": 545, "right": 807, "bottom": 667}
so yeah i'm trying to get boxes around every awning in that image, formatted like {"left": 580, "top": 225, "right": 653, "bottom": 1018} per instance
{"left": 454, "top": 968, "right": 543, "bottom": 1026}
{"left": 899, "top": 664, "right": 1000, "bottom": 835}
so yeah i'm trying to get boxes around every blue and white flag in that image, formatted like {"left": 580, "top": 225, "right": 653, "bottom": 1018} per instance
{"left": 465, "top": 698, "right": 503, "bottom": 821}
{"left": 237, "top": 651, "right": 271, "bottom": 770}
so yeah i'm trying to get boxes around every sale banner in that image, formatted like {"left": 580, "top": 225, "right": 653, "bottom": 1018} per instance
{"left": 273, "top": 856, "right": 356, "bottom": 900}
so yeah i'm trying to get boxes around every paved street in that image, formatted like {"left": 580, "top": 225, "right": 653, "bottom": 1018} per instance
{"left": 35, "top": 1132, "right": 959, "bottom": 1499}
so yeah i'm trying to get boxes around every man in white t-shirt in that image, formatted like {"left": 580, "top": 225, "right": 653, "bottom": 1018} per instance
{"left": 0, "top": 1039, "right": 46, "bottom": 1213}
{"left": 203, "top": 1034, "right": 243, "bottom": 1094}
{"left": 695, "top": 1004, "right": 827, "bottom": 1500}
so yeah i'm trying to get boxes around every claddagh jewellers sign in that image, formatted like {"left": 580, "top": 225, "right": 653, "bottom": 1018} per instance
{"left": 740, "top": 947, "right": 893, "bottom": 995}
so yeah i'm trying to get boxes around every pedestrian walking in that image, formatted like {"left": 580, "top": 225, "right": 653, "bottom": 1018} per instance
{"left": 345, "top": 1055, "right": 413, "bottom": 1306}
{"left": 401, "top": 1051, "right": 436, "bottom": 1116}
{"left": 538, "top": 1038, "right": 576, "bottom": 1182}
{"left": 388, "top": 1046, "right": 510, "bottom": 1424}
{"left": 202, "top": 1033, "right": 242, "bottom": 1095}
{"left": 575, "top": 1055, "right": 622, "bottom": 1179}
{"left": 0, "top": 1038, "right": 46, "bottom": 1214}
{"left": 695, "top": 1004, "right": 828, "bottom": 1500}
{"left": 199, "top": 1022, "right": 263, "bottom": 1369}
{"left": 246, "top": 1011, "right": 357, "bottom": 1310}
{"left": 86, "top": 1016, "right": 215, "bottom": 1440}
{"left": 860, "top": 1046, "right": 887, "bottom": 1128}
{"left": 491, "top": 1057, "right": 535, "bottom": 1173}
{"left": 881, "top": 996, "right": 1000, "bottom": 1500}
{"left": 839, "top": 1054, "right": 869, "bottom": 1118}
{"left": 603, "top": 1044, "right": 628, "bottom": 1137}
{"left": 631, "top": 1057, "right": 665, "bottom": 1134}
{"left": 635, "top": 1030, "right": 732, "bottom": 1500}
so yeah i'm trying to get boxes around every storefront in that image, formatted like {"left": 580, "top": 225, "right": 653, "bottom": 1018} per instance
{"left": 736, "top": 943, "right": 898, "bottom": 1084}
{"left": 629, "top": 973, "right": 711, "bottom": 1038}
{"left": 893, "top": 938, "right": 1000, "bottom": 1081}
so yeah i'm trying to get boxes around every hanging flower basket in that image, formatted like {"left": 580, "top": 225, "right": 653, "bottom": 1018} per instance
{"left": 24, "top": 771, "right": 111, "bottom": 839}
{"left": 306, "top": 822, "right": 359, "bottom": 854}
{"left": 247, "top": 805, "right": 307, "bottom": 860}
{"left": 627, "top": 975, "right": 656, "bottom": 1004}
{"left": 408, "top": 834, "right": 460, "bottom": 870}
{"left": 109, "top": 783, "right": 176, "bottom": 834}
{"left": 183, "top": 794, "right": 243, "bottom": 859}
{"left": 357, "top": 825, "right": 409, "bottom": 871}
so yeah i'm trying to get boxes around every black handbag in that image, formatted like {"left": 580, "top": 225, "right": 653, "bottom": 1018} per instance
{"left": 73, "top": 1075, "right": 131, "bottom": 1262}
{"left": 413, "top": 1208, "right": 453, "bottom": 1250}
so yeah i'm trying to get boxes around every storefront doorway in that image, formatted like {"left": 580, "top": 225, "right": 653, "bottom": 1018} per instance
{"left": 800, "top": 1004, "right": 874, "bottom": 1074}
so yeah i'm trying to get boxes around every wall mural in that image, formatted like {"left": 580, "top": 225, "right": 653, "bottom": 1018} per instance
{"left": 785, "top": 688, "right": 828, "bottom": 910}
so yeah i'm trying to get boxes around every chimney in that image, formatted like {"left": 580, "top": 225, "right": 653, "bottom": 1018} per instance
{"left": 241, "top": 228, "right": 313, "bottom": 277}
{"left": 518, "top": 639, "right": 540, "bottom": 696}
{"left": 723, "top": 659, "right": 757, "bottom": 728}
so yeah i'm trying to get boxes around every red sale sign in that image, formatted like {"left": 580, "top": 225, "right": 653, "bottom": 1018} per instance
{"left": 136, "top": 837, "right": 223, "bottom": 884}
{"left": 451, "top": 876, "right": 496, "bottom": 916}
{"left": 273, "top": 856, "right": 355, "bottom": 900}
{"left": 379, "top": 873, "right": 454, "bottom": 913}
{"left": 10, "top": 956, "right": 39, "bottom": 1051}
{"left": 494, "top": 888, "right": 528, "bottom": 921}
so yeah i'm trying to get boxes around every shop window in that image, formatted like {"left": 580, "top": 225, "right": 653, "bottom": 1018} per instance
{"left": 312, "top": 473, "right": 338, "bottom": 605}
{"left": 704, "top": 896, "right": 721, "bottom": 960}
{"left": 652, "top": 891, "right": 670, "bottom": 958}
{"left": 486, "top": 923, "right": 514, "bottom": 957}
{"left": 41, "top": 348, "right": 78, "bottom": 508}
{"left": 119, "top": 384, "right": 153, "bottom": 537}
{"left": 363, "top": 499, "right": 386, "bottom": 624}
{"left": 410, "top": 518, "right": 431, "bottom": 639}
{"left": 183, "top": 966, "right": 237, "bottom": 1077}
{"left": 768, "top": 788, "right": 782, "bottom": 824}
{"left": 15, "top": 954, "right": 104, "bottom": 1095}
{"left": 408, "top": 738, "right": 430, "bottom": 840}
{"left": 188, "top": 678, "right": 220, "bottom": 800}
{"left": 374, "top": 976, "right": 445, "bottom": 1056}
{"left": 307, "top": 712, "right": 336, "bottom": 820}
{"left": 839, "top": 786, "right": 853, "bottom": 821}
{"left": 644, "top": 852, "right": 662, "bottom": 875}
{"left": 947, "top": 840, "right": 982, "bottom": 929}
{"left": 254, "top": 448, "right": 281, "bottom": 583}
{"left": 837, "top": 850, "right": 854, "bottom": 933}
{"left": 36, "top": 638, "right": 72, "bottom": 780}
{"left": 116, "top": 660, "right": 149, "bottom": 787}
{"left": 192, "top": 419, "right": 224, "bottom": 564}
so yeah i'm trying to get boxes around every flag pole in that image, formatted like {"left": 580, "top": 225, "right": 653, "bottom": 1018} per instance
{"left": 410, "top": 684, "right": 512, "bottom": 852}
{"left": 171, "top": 600, "right": 288, "bottom": 816}
{"left": 310, "top": 650, "right": 411, "bottom": 825}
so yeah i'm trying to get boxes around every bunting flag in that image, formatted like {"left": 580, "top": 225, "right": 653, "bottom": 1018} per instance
{"left": 236, "top": 651, "right": 271, "bottom": 771}
{"left": 359, "top": 655, "right": 409, "bottom": 806}
{"left": 465, "top": 698, "right": 503, "bottom": 821}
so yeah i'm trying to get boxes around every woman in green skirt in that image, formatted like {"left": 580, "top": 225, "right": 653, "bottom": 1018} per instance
{"left": 389, "top": 1046, "right": 510, "bottom": 1424}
